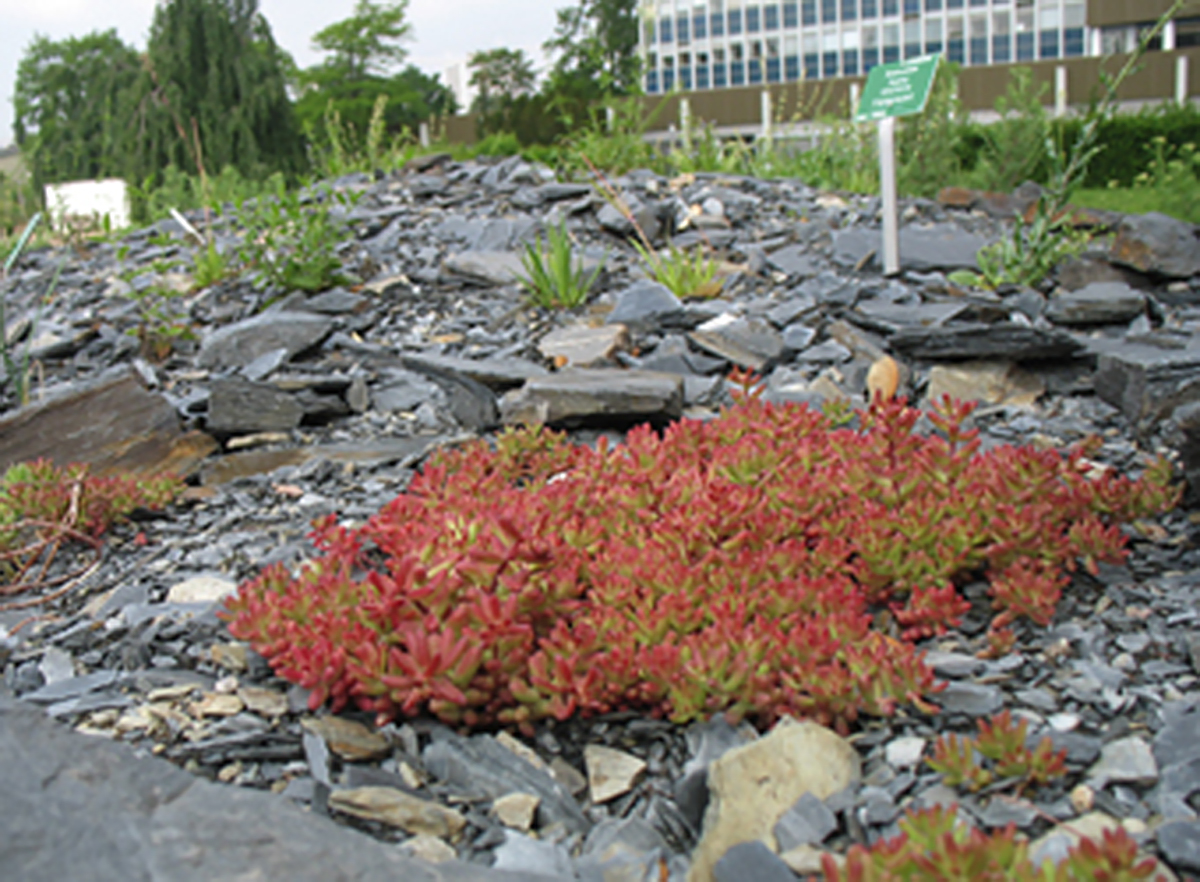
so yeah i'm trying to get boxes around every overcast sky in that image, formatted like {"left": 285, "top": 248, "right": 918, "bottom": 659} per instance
{"left": 0, "top": 0, "right": 563, "bottom": 148}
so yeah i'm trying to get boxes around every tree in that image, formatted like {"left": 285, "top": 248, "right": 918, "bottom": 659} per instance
{"left": 294, "top": 65, "right": 456, "bottom": 144}
{"left": 543, "top": 0, "right": 640, "bottom": 98}
{"left": 467, "top": 48, "right": 537, "bottom": 129}
{"left": 126, "top": 0, "right": 306, "bottom": 186}
{"left": 13, "top": 30, "right": 140, "bottom": 189}
{"left": 308, "top": 0, "right": 412, "bottom": 81}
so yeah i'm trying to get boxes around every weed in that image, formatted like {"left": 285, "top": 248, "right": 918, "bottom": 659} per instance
{"left": 191, "top": 239, "right": 230, "bottom": 290}
{"left": 966, "top": 67, "right": 1052, "bottom": 193}
{"left": 632, "top": 238, "right": 722, "bottom": 299}
{"left": 516, "top": 221, "right": 604, "bottom": 309}
{"left": 307, "top": 94, "right": 417, "bottom": 179}
{"left": 124, "top": 282, "right": 194, "bottom": 363}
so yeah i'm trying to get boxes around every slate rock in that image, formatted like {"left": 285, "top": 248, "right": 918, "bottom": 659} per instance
{"left": 713, "top": 840, "right": 796, "bottom": 882}
{"left": 207, "top": 377, "right": 304, "bottom": 433}
{"left": 606, "top": 280, "right": 685, "bottom": 329}
{"left": 1044, "top": 282, "right": 1146, "bottom": 326}
{"left": 832, "top": 223, "right": 989, "bottom": 272}
{"left": 689, "top": 315, "right": 786, "bottom": 371}
{"left": 1110, "top": 211, "right": 1200, "bottom": 279}
{"left": 0, "top": 692, "right": 532, "bottom": 882}
{"left": 890, "top": 323, "right": 1083, "bottom": 361}
{"left": 373, "top": 369, "right": 446, "bottom": 412}
{"left": 0, "top": 365, "right": 214, "bottom": 478}
{"left": 492, "top": 830, "right": 576, "bottom": 878}
{"left": 773, "top": 791, "right": 838, "bottom": 850}
{"left": 401, "top": 353, "right": 548, "bottom": 390}
{"left": 442, "top": 251, "right": 525, "bottom": 286}
{"left": 937, "top": 682, "right": 1005, "bottom": 716}
{"left": 852, "top": 300, "right": 969, "bottom": 335}
{"left": 1088, "top": 736, "right": 1158, "bottom": 789}
{"left": 197, "top": 311, "right": 334, "bottom": 370}
{"left": 585, "top": 744, "right": 647, "bottom": 804}
{"left": 422, "top": 729, "right": 589, "bottom": 834}
{"left": 329, "top": 786, "right": 467, "bottom": 839}
{"left": 767, "top": 244, "right": 820, "bottom": 278}
{"left": 499, "top": 369, "right": 683, "bottom": 426}
{"left": 538, "top": 324, "right": 630, "bottom": 367}
{"left": 400, "top": 359, "right": 500, "bottom": 431}
{"left": 1157, "top": 820, "right": 1200, "bottom": 872}
{"left": 1094, "top": 343, "right": 1200, "bottom": 431}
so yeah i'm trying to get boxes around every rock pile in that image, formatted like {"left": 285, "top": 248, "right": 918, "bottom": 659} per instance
{"left": 1, "top": 154, "right": 1199, "bottom": 880}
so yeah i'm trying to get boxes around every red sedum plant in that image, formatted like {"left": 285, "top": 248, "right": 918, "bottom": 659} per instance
{"left": 222, "top": 391, "right": 1177, "bottom": 732}
{"left": 928, "top": 710, "right": 1068, "bottom": 794}
{"left": 822, "top": 806, "right": 1161, "bottom": 881}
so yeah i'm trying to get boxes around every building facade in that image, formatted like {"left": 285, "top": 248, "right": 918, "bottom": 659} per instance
{"left": 639, "top": 0, "right": 1200, "bottom": 94}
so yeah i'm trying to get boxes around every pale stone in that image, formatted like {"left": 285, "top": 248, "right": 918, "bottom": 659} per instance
{"left": 166, "top": 576, "right": 238, "bottom": 605}
{"left": 688, "top": 718, "right": 861, "bottom": 882}
{"left": 209, "top": 643, "right": 249, "bottom": 671}
{"left": 495, "top": 731, "right": 548, "bottom": 770}
{"left": 926, "top": 360, "right": 1044, "bottom": 409}
{"left": 884, "top": 736, "right": 927, "bottom": 769}
{"left": 779, "top": 844, "right": 838, "bottom": 875}
{"left": 1070, "top": 783, "right": 1095, "bottom": 813}
{"left": 1030, "top": 811, "right": 1173, "bottom": 879}
{"left": 538, "top": 323, "right": 630, "bottom": 367}
{"left": 188, "top": 692, "right": 244, "bottom": 718}
{"left": 585, "top": 745, "right": 647, "bottom": 804}
{"left": 302, "top": 716, "right": 390, "bottom": 762}
{"left": 492, "top": 792, "right": 540, "bottom": 832}
{"left": 399, "top": 833, "right": 457, "bottom": 864}
{"left": 239, "top": 687, "right": 288, "bottom": 718}
{"left": 329, "top": 787, "right": 466, "bottom": 839}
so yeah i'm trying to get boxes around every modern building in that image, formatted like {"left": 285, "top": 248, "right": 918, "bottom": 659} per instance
{"left": 639, "top": 0, "right": 1200, "bottom": 95}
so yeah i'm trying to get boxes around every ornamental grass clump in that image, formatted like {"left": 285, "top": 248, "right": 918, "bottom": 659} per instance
{"left": 222, "top": 387, "right": 1176, "bottom": 734}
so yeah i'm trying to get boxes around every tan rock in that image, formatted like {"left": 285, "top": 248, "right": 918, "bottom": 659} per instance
{"left": 1030, "top": 811, "right": 1175, "bottom": 881}
{"left": 688, "top": 718, "right": 861, "bottom": 882}
{"left": 188, "top": 692, "right": 244, "bottom": 718}
{"left": 926, "top": 360, "right": 1044, "bottom": 409}
{"left": 329, "top": 787, "right": 466, "bottom": 839}
{"left": 492, "top": 792, "right": 540, "bottom": 832}
{"left": 780, "top": 844, "right": 842, "bottom": 876}
{"left": 495, "top": 731, "right": 548, "bottom": 770}
{"left": 399, "top": 833, "right": 458, "bottom": 864}
{"left": 302, "top": 716, "right": 390, "bottom": 762}
{"left": 1069, "top": 783, "right": 1095, "bottom": 814}
{"left": 585, "top": 744, "right": 647, "bottom": 804}
{"left": 239, "top": 686, "right": 288, "bottom": 718}
{"left": 209, "top": 642, "right": 249, "bottom": 671}
{"left": 538, "top": 324, "right": 629, "bottom": 367}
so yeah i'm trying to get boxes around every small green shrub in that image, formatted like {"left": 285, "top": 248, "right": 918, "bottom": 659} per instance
{"left": 191, "top": 239, "right": 230, "bottom": 289}
{"left": 516, "top": 221, "right": 603, "bottom": 309}
{"left": 633, "top": 238, "right": 722, "bottom": 299}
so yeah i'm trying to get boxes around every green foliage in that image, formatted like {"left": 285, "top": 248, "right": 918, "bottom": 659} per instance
{"left": 307, "top": 0, "right": 411, "bottom": 80}
{"left": 824, "top": 805, "right": 1159, "bottom": 882}
{"left": 1, "top": 222, "right": 56, "bottom": 405}
{"left": 129, "top": 164, "right": 284, "bottom": 225}
{"left": 896, "top": 61, "right": 968, "bottom": 198}
{"left": 305, "top": 93, "right": 422, "bottom": 179}
{"left": 544, "top": 0, "right": 641, "bottom": 97}
{"left": 632, "top": 239, "right": 721, "bottom": 300}
{"left": 13, "top": 30, "right": 141, "bottom": 190}
{"left": 516, "top": 221, "right": 604, "bottom": 309}
{"left": 927, "top": 710, "right": 1068, "bottom": 794}
{"left": 1055, "top": 101, "right": 1200, "bottom": 189}
{"left": 1122, "top": 136, "right": 1200, "bottom": 224}
{"left": 965, "top": 67, "right": 1052, "bottom": 193}
{"left": 223, "top": 393, "right": 1176, "bottom": 731}
{"left": 126, "top": 0, "right": 306, "bottom": 190}
{"left": 949, "top": 210, "right": 1090, "bottom": 291}
{"left": 468, "top": 48, "right": 538, "bottom": 134}
{"left": 192, "top": 239, "right": 231, "bottom": 289}
{"left": 554, "top": 97, "right": 661, "bottom": 178}
{"left": 236, "top": 178, "right": 357, "bottom": 293}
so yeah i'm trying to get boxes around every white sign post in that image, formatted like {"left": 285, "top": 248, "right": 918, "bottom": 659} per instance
{"left": 854, "top": 54, "right": 941, "bottom": 276}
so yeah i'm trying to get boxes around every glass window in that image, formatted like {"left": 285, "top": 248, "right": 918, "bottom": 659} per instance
{"left": 947, "top": 0, "right": 963, "bottom": 8}
{"left": 925, "top": 17, "right": 942, "bottom": 53}
{"left": 947, "top": 15, "right": 964, "bottom": 62}
{"left": 883, "top": 0, "right": 898, "bottom": 15}
{"left": 765, "top": 4, "right": 780, "bottom": 28}
{"left": 1040, "top": 28, "right": 1059, "bottom": 58}
{"left": 783, "top": 2, "right": 799, "bottom": 27}
{"left": 802, "top": 0, "right": 818, "bottom": 25}
{"left": 904, "top": 0, "right": 920, "bottom": 15}
{"left": 678, "top": 14, "right": 690, "bottom": 43}
{"left": 646, "top": 70, "right": 660, "bottom": 92}
{"left": 823, "top": 24, "right": 839, "bottom": 74}
{"left": 767, "top": 37, "right": 781, "bottom": 80}
{"left": 862, "top": 25, "right": 880, "bottom": 70}
{"left": 680, "top": 63, "right": 693, "bottom": 89}
{"left": 843, "top": 0, "right": 858, "bottom": 21}
{"left": 969, "top": 13, "right": 987, "bottom": 64}
{"left": 714, "top": 46, "right": 729, "bottom": 85}
{"left": 970, "top": 0, "right": 986, "bottom": 6}
{"left": 1063, "top": 1, "right": 1084, "bottom": 28}
{"left": 660, "top": 16, "right": 674, "bottom": 42}
{"left": 1039, "top": 6, "right": 1059, "bottom": 29}
{"left": 1064, "top": 27, "right": 1083, "bottom": 56}
{"left": 695, "top": 12, "right": 708, "bottom": 38}
{"left": 728, "top": 10, "right": 742, "bottom": 34}
{"left": 862, "top": 0, "right": 877, "bottom": 16}
{"left": 883, "top": 21, "right": 900, "bottom": 61}
{"left": 925, "top": 0, "right": 942, "bottom": 9}
{"left": 904, "top": 19, "right": 921, "bottom": 57}
{"left": 1016, "top": 7, "right": 1035, "bottom": 59}
{"left": 803, "top": 31, "right": 820, "bottom": 77}
{"left": 746, "top": 5, "right": 761, "bottom": 31}
{"left": 712, "top": 11, "right": 725, "bottom": 34}
{"left": 786, "top": 54, "right": 801, "bottom": 78}
{"left": 822, "top": 0, "right": 837, "bottom": 23}
{"left": 1177, "top": 17, "right": 1200, "bottom": 48}
{"left": 993, "top": 11, "right": 1011, "bottom": 61}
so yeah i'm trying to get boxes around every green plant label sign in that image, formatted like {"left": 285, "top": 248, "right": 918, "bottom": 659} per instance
{"left": 854, "top": 54, "right": 941, "bottom": 122}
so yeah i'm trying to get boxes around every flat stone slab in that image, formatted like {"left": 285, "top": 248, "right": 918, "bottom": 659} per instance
{"left": 1044, "top": 282, "right": 1146, "bottom": 326}
{"left": 0, "top": 692, "right": 546, "bottom": 882}
{"left": 1109, "top": 212, "right": 1200, "bottom": 279}
{"left": 200, "top": 436, "right": 452, "bottom": 485}
{"left": 0, "top": 366, "right": 216, "bottom": 477}
{"left": 832, "top": 223, "right": 989, "bottom": 272}
{"left": 197, "top": 311, "right": 334, "bottom": 371}
{"left": 889, "top": 323, "right": 1084, "bottom": 361}
{"left": 1094, "top": 342, "right": 1200, "bottom": 431}
{"left": 499, "top": 369, "right": 683, "bottom": 426}
{"left": 401, "top": 353, "right": 549, "bottom": 390}
{"left": 538, "top": 324, "right": 630, "bottom": 367}
{"left": 443, "top": 251, "right": 525, "bottom": 286}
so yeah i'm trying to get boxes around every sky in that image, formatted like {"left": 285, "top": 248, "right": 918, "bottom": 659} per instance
{"left": 0, "top": 0, "right": 564, "bottom": 148}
